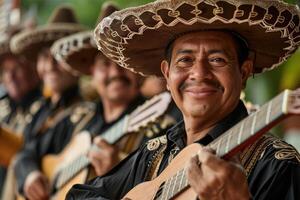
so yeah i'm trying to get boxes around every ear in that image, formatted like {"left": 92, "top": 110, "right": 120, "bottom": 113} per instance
{"left": 161, "top": 60, "right": 170, "bottom": 79}
{"left": 161, "top": 60, "right": 170, "bottom": 90}
{"left": 240, "top": 59, "right": 253, "bottom": 88}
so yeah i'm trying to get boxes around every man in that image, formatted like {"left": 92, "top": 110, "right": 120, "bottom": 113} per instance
{"left": 66, "top": 0, "right": 300, "bottom": 199}
{"left": 0, "top": 28, "right": 41, "bottom": 196}
{"left": 10, "top": 5, "right": 88, "bottom": 200}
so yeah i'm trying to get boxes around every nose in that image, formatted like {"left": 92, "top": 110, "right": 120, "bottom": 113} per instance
{"left": 189, "top": 59, "right": 213, "bottom": 81}
{"left": 109, "top": 62, "right": 123, "bottom": 76}
{"left": 44, "top": 57, "right": 58, "bottom": 72}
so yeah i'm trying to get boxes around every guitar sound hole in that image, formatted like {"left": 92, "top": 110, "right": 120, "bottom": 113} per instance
{"left": 154, "top": 182, "right": 165, "bottom": 200}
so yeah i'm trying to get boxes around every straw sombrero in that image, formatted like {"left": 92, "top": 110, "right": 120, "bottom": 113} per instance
{"left": 51, "top": 2, "right": 119, "bottom": 75}
{"left": 10, "top": 5, "right": 85, "bottom": 61}
{"left": 94, "top": 0, "right": 300, "bottom": 76}
{"left": 0, "top": 27, "right": 22, "bottom": 61}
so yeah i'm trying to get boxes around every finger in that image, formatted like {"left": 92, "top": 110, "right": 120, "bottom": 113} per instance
{"left": 88, "top": 149, "right": 106, "bottom": 160}
{"left": 28, "top": 182, "right": 45, "bottom": 200}
{"left": 198, "top": 148, "right": 226, "bottom": 170}
{"left": 90, "top": 156, "right": 103, "bottom": 175}
{"left": 187, "top": 155, "right": 203, "bottom": 187}
{"left": 94, "top": 137, "right": 111, "bottom": 149}
{"left": 33, "top": 179, "right": 49, "bottom": 200}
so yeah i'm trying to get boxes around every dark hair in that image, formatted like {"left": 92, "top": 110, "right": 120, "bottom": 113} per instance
{"left": 164, "top": 30, "right": 249, "bottom": 67}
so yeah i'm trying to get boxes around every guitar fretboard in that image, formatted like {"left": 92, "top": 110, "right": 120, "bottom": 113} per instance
{"left": 155, "top": 90, "right": 289, "bottom": 200}
{"left": 54, "top": 116, "right": 128, "bottom": 189}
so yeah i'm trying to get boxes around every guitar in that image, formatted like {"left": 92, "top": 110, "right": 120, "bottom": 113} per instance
{"left": 0, "top": 125, "right": 23, "bottom": 167}
{"left": 123, "top": 88, "right": 300, "bottom": 200}
{"left": 29, "top": 92, "right": 173, "bottom": 200}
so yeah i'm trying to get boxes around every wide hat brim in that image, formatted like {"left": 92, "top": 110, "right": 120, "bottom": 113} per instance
{"left": 51, "top": 31, "right": 98, "bottom": 75}
{"left": 94, "top": 0, "right": 300, "bottom": 76}
{"left": 10, "top": 23, "right": 85, "bottom": 61}
{"left": 0, "top": 39, "right": 11, "bottom": 61}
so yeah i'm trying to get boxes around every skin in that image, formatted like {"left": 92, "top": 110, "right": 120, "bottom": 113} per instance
{"left": 36, "top": 49, "right": 78, "bottom": 104}
{"left": 161, "top": 31, "right": 252, "bottom": 199}
{"left": 24, "top": 49, "right": 78, "bottom": 200}
{"left": 88, "top": 53, "right": 141, "bottom": 176}
{"left": 1, "top": 55, "right": 39, "bottom": 102}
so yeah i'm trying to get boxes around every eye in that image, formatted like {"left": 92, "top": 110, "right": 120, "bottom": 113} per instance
{"left": 208, "top": 57, "right": 227, "bottom": 67}
{"left": 176, "top": 56, "right": 194, "bottom": 67}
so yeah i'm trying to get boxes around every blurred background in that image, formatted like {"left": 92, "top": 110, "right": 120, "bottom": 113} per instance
{"left": 1, "top": 0, "right": 300, "bottom": 138}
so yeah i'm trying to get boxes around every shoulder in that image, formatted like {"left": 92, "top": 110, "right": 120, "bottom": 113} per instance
{"left": 69, "top": 101, "right": 97, "bottom": 124}
{"left": 263, "top": 135, "right": 300, "bottom": 164}
{"left": 241, "top": 134, "right": 300, "bottom": 176}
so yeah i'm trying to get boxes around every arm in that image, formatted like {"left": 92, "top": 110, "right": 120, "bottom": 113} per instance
{"left": 66, "top": 146, "right": 148, "bottom": 200}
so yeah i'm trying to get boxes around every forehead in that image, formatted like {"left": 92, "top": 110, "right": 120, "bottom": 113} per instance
{"left": 172, "top": 31, "right": 237, "bottom": 53}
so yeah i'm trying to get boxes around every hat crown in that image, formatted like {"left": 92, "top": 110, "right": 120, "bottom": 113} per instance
{"left": 48, "top": 6, "right": 78, "bottom": 24}
{"left": 96, "top": 2, "right": 119, "bottom": 25}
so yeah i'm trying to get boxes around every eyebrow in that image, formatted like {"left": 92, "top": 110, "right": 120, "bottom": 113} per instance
{"left": 175, "top": 49, "right": 232, "bottom": 57}
{"left": 175, "top": 49, "right": 194, "bottom": 55}
{"left": 207, "top": 49, "right": 231, "bottom": 58}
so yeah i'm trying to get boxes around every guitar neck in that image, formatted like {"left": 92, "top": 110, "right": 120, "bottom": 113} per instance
{"left": 157, "top": 90, "right": 292, "bottom": 199}
{"left": 53, "top": 116, "right": 129, "bottom": 190}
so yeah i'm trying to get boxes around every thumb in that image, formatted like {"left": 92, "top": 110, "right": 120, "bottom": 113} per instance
{"left": 94, "top": 137, "right": 111, "bottom": 149}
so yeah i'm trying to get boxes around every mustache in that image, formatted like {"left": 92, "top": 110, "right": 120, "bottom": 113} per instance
{"left": 179, "top": 79, "right": 224, "bottom": 92}
{"left": 105, "top": 76, "right": 131, "bottom": 86}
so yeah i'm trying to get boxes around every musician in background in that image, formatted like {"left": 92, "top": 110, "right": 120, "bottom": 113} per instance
{"left": 10, "top": 6, "right": 88, "bottom": 200}
{"left": 66, "top": 0, "right": 300, "bottom": 199}
{"left": 0, "top": 27, "right": 41, "bottom": 196}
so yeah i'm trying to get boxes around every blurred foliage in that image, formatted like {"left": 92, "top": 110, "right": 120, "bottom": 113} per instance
{"left": 21, "top": 0, "right": 153, "bottom": 27}
{"left": 20, "top": 0, "right": 299, "bottom": 136}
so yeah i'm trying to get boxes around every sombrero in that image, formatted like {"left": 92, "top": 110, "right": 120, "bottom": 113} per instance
{"left": 0, "top": 27, "right": 22, "bottom": 61}
{"left": 94, "top": 0, "right": 300, "bottom": 76}
{"left": 51, "top": 2, "right": 119, "bottom": 75}
{"left": 10, "top": 5, "right": 85, "bottom": 61}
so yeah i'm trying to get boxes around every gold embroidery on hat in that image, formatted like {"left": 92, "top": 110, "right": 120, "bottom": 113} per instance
{"left": 168, "top": 10, "right": 180, "bottom": 18}
{"left": 235, "top": 10, "right": 245, "bottom": 18}
{"left": 273, "top": 140, "right": 300, "bottom": 162}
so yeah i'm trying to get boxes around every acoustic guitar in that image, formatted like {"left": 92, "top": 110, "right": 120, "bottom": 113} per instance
{"left": 0, "top": 125, "right": 23, "bottom": 167}
{"left": 123, "top": 88, "right": 300, "bottom": 200}
{"left": 19, "top": 92, "right": 173, "bottom": 200}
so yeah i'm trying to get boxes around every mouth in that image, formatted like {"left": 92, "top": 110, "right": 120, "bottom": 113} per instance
{"left": 183, "top": 86, "right": 222, "bottom": 98}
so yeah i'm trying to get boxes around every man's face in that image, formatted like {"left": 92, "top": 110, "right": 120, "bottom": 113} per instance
{"left": 37, "top": 49, "right": 77, "bottom": 94}
{"left": 91, "top": 54, "right": 140, "bottom": 103}
{"left": 161, "top": 31, "right": 252, "bottom": 125}
{"left": 1, "top": 56, "right": 39, "bottom": 101}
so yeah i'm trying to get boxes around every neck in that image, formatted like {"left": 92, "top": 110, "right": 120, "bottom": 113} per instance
{"left": 51, "top": 92, "right": 62, "bottom": 105}
{"left": 102, "top": 98, "right": 131, "bottom": 123}
{"left": 184, "top": 116, "right": 215, "bottom": 145}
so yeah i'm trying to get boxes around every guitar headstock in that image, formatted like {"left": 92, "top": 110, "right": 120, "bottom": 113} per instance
{"left": 286, "top": 88, "right": 300, "bottom": 115}
{"left": 127, "top": 92, "right": 172, "bottom": 133}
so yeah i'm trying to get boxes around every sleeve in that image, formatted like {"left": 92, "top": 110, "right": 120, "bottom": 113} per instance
{"left": 248, "top": 144, "right": 300, "bottom": 200}
{"left": 14, "top": 135, "right": 44, "bottom": 194}
{"left": 66, "top": 146, "right": 149, "bottom": 200}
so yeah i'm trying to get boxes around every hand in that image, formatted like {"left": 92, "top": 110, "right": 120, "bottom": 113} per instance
{"left": 187, "top": 147, "right": 251, "bottom": 200}
{"left": 88, "top": 137, "right": 120, "bottom": 176}
{"left": 24, "top": 170, "right": 50, "bottom": 200}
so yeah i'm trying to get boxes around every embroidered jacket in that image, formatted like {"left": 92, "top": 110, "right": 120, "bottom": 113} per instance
{"left": 66, "top": 101, "right": 300, "bottom": 200}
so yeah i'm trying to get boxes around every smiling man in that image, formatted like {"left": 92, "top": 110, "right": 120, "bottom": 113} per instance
{"left": 66, "top": 0, "right": 300, "bottom": 200}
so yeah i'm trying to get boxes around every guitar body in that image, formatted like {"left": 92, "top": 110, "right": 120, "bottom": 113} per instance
{"left": 0, "top": 126, "right": 23, "bottom": 167}
{"left": 123, "top": 143, "right": 201, "bottom": 200}
{"left": 43, "top": 131, "right": 92, "bottom": 200}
